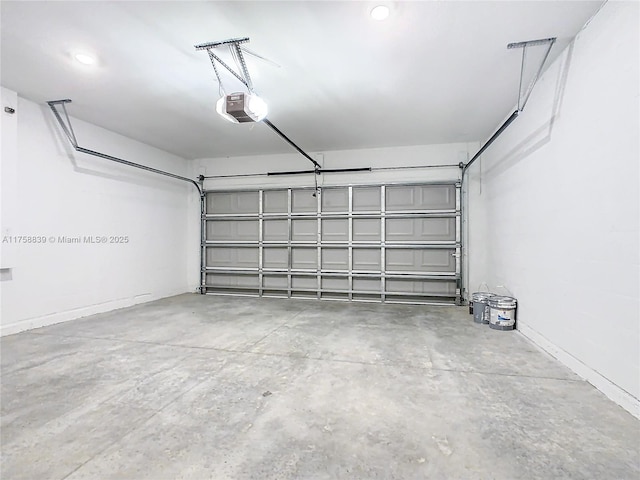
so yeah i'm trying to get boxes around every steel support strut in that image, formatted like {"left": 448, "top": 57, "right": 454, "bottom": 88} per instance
{"left": 463, "top": 37, "right": 555, "bottom": 175}
{"left": 47, "top": 99, "right": 203, "bottom": 195}
{"left": 509, "top": 37, "right": 556, "bottom": 111}
{"left": 462, "top": 110, "right": 520, "bottom": 174}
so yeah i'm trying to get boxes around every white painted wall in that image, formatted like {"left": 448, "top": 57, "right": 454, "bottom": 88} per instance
{"left": 0, "top": 91, "right": 192, "bottom": 335}
{"left": 0, "top": 88, "right": 19, "bottom": 327}
{"left": 467, "top": 2, "right": 639, "bottom": 416}
{"left": 188, "top": 142, "right": 478, "bottom": 291}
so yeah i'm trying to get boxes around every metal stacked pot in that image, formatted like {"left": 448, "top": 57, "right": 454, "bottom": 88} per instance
{"left": 471, "top": 292, "right": 495, "bottom": 324}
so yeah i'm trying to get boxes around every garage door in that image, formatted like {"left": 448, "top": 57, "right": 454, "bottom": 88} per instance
{"left": 202, "top": 182, "right": 461, "bottom": 305}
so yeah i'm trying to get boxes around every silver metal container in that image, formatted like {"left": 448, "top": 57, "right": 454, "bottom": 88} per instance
{"left": 488, "top": 296, "right": 517, "bottom": 330}
{"left": 471, "top": 292, "right": 495, "bottom": 324}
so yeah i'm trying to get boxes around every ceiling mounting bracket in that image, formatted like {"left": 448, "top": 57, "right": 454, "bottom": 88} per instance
{"left": 47, "top": 99, "right": 77, "bottom": 147}
{"left": 195, "top": 37, "right": 254, "bottom": 92}
{"left": 508, "top": 37, "right": 556, "bottom": 111}
{"left": 195, "top": 37, "right": 250, "bottom": 50}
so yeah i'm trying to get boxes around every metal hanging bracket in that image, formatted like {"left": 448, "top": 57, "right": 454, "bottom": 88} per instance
{"left": 195, "top": 37, "right": 254, "bottom": 94}
{"left": 48, "top": 99, "right": 77, "bottom": 147}
{"left": 507, "top": 37, "right": 556, "bottom": 49}
{"left": 508, "top": 37, "right": 556, "bottom": 112}
{"left": 462, "top": 36, "right": 556, "bottom": 174}
{"left": 194, "top": 37, "right": 250, "bottom": 50}
{"left": 47, "top": 99, "right": 202, "bottom": 195}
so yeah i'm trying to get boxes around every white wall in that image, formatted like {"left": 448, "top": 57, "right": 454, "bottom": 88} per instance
{"left": 188, "top": 142, "right": 478, "bottom": 292}
{"left": 468, "top": 2, "right": 639, "bottom": 416}
{"left": 0, "top": 90, "right": 192, "bottom": 335}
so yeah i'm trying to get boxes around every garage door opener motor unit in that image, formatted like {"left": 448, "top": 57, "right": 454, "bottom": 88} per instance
{"left": 216, "top": 92, "right": 267, "bottom": 123}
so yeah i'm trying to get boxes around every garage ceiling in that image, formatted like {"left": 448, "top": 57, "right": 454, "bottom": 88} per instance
{"left": 1, "top": 1, "right": 602, "bottom": 160}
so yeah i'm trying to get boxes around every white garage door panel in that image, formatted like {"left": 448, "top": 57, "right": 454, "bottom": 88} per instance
{"left": 353, "top": 277, "right": 381, "bottom": 291}
{"left": 353, "top": 187, "right": 381, "bottom": 211}
{"left": 353, "top": 219, "right": 381, "bottom": 242}
{"left": 207, "top": 191, "right": 259, "bottom": 214}
{"left": 321, "top": 249, "right": 349, "bottom": 270}
{"left": 291, "top": 219, "right": 317, "bottom": 242}
{"left": 385, "top": 248, "right": 456, "bottom": 273}
{"left": 263, "top": 220, "right": 288, "bottom": 241}
{"left": 204, "top": 183, "right": 461, "bottom": 304}
{"left": 206, "top": 220, "right": 259, "bottom": 242}
{"left": 322, "top": 276, "right": 349, "bottom": 290}
{"left": 263, "top": 190, "right": 288, "bottom": 213}
{"left": 385, "top": 217, "right": 456, "bottom": 242}
{"left": 207, "top": 247, "right": 259, "bottom": 268}
{"left": 353, "top": 248, "right": 382, "bottom": 271}
{"left": 386, "top": 278, "right": 457, "bottom": 295}
{"left": 322, "top": 188, "right": 349, "bottom": 211}
{"left": 292, "top": 189, "right": 317, "bottom": 213}
{"left": 206, "top": 273, "right": 259, "bottom": 289}
{"left": 321, "top": 219, "right": 349, "bottom": 241}
{"left": 386, "top": 185, "right": 455, "bottom": 211}
{"left": 291, "top": 248, "right": 317, "bottom": 270}
{"left": 292, "top": 275, "right": 316, "bottom": 289}
{"left": 263, "top": 248, "right": 288, "bottom": 269}
{"left": 263, "top": 275, "right": 288, "bottom": 289}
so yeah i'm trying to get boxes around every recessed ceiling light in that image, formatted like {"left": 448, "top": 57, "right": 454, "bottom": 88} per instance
{"left": 370, "top": 5, "right": 390, "bottom": 21}
{"left": 74, "top": 53, "right": 96, "bottom": 65}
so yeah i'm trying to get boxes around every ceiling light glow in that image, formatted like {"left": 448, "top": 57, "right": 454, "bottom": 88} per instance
{"left": 370, "top": 5, "right": 390, "bottom": 21}
{"left": 74, "top": 53, "right": 96, "bottom": 65}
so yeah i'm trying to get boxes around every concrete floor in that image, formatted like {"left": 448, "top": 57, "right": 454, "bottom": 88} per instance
{"left": 1, "top": 294, "right": 638, "bottom": 480}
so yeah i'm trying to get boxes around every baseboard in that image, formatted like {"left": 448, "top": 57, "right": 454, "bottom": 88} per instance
{"left": 0, "top": 289, "right": 188, "bottom": 337}
{"left": 517, "top": 323, "right": 640, "bottom": 420}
